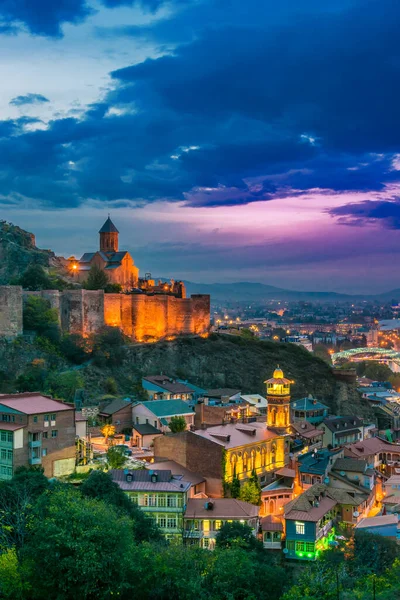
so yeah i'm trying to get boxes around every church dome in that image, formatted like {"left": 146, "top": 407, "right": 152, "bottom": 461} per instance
{"left": 273, "top": 366, "right": 284, "bottom": 379}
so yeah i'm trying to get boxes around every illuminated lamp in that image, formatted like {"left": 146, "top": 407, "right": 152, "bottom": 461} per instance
{"left": 298, "top": 552, "right": 304, "bottom": 557}
{"left": 307, "top": 553, "right": 313, "bottom": 558}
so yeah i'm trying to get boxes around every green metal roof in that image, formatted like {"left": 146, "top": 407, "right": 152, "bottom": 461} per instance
{"left": 142, "top": 399, "right": 194, "bottom": 418}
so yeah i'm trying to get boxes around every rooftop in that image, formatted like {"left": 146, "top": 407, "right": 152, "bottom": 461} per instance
{"left": 298, "top": 447, "right": 341, "bottom": 475}
{"left": 291, "top": 396, "right": 328, "bottom": 412}
{"left": 99, "top": 216, "right": 119, "bottom": 233}
{"left": 0, "top": 393, "right": 73, "bottom": 415}
{"left": 143, "top": 375, "right": 195, "bottom": 395}
{"left": 135, "top": 399, "right": 194, "bottom": 418}
{"left": 100, "top": 398, "right": 132, "bottom": 416}
{"left": 384, "top": 475, "right": 400, "bottom": 486}
{"left": 149, "top": 460, "right": 205, "bottom": 486}
{"left": 204, "top": 388, "right": 241, "bottom": 399}
{"left": 332, "top": 458, "right": 368, "bottom": 474}
{"left": 356, "top": 515, "right": 399, "bottom": 529}
{"left": 132, "top": 423, "right": 162, "bottom": 436}
{"left": 240, "top": 394, "right": 268, "bottom": 407}
{"left": 193, "top": 422, "right": 280, "bottom": 449}
{"left": 110, "top": 469, "right": 191, "bottom": 493}
{"left": 291, "top": 420, "right": 324, "bottom": 439}
{"left": 345, "top": 437, "right": 400, "bottom": 457}
{"left": 323, "top": 416, "right": 363, "bottom": 433}
{"left": 261, "top": 515, "right": 284, "bottom": 532}
{"left": 184, "top": 498, "right": 259, "bottom": 519}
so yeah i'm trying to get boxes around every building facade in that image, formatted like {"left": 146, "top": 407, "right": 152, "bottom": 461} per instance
{"left": 0, "top": 393, "right": 76, "bottom": 479}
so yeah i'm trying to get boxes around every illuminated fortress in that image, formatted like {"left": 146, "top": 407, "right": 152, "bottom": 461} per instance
{"left": 0, "top": 218, "right": 210, "bottom": 342}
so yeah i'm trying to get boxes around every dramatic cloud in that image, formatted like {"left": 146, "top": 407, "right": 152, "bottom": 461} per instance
{"left": 0, "top": 0, "right": 92, "bottom": 37}
{"left": 329, "top": 197, "right": 400, "bottom": 229}
{"left": 10, "top": 93, "right": 50, "bottom": 107}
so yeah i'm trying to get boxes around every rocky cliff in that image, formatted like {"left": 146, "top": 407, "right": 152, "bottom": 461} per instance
{"left": 0, "top": 220, "right": 65, "bottom": 283}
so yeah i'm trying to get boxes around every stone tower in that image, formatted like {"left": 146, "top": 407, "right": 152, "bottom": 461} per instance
{"left": 99, "top": 216, "right": 119, "bottom": 252}
{"left": 265, "top": 366, "right": 292, "bottom": 433}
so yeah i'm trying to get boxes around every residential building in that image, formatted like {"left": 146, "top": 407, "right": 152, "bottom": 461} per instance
{"left": 132, "top": 399, "right": 195, "bottom": 433}
{"left": 355, "top": 515, "right": 400, "bottom": 541}
{"left": 142, "top": 375, "right": 200, "bottom": 401}
{"left": 203, "top": 389, "right": 242, "bottom": 405}
{"left": 131, "top": 423, "right": 162, "bottom": 449}
{"left": 98, "top": 398, "right": 133, "bottom": 432}
{"left": 261, "top": 467, "right": 296, "bottom": 516}
{"left": 298, "top": 447, "right": 342, "bottom": 489}
{"left": 284, "top": 484, "right": 338, "bottom": 561}
{"left": 261, "top": 515, "right": 284, "bottom": 549}
{"left": 322, "top": 416, "right": 364, "bottom": 448}
{"left": 184, "top": 498, "right": 259, "bottom": 549}
{"left": 0, "top": 393, "right": 76, "bottom": 480}
{"left": 291, "top": 420, "right": 323, "bottom": 454}
{"left": 240, "top": 394, "right": 268, "bottom": 415}
{"left": 110, "top": 468, "right": 191, "bottom": 540}
{"left": 345, "top": 436, "right": 400, "bottom": 478}
{"left": 194, "top": 401, "right": 252, "bottom": 428}
{"left": 383, "top": 474, "right": 400, "bottom": 497}
{"left": 149, "top": 460, "right": 206, "bottom": 497}
{"left": 291, "top": 396, "right": 329, "bottom": 425}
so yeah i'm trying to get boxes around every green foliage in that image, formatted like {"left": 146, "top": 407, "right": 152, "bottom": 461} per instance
{"left": 362, "top": 361, "right": 392, "bottom": 382}
{"left": 241, "top": 328, "right": 256, "bottom": 340}
{"left": 168, "top": 415, "right": 187, "bottom": 433}
{"left": 15, "top": 264, "right": 69, "bottom": 292}
{"left": 106, "top": 445, "right": 127, "bottom": 469}
{"left": 215, "top": 521, "right": 262, "bottom": 551}
{"left": 59, "top": 334, "right": 90, "bottom": 365}
{"left": 239, "top": 479, "right": 261, "bottom": 505}
{"left": 80, "top": 470, "right": 162, "bottom": 543}
{"left": 22, "top": 486, "right": 134, "bottom": 600}
{"left": 45, "top": 371, "right": 84, "bottom": 401}
{"left": 104, "top": 376, "right": 118, "bottom": 395}
{"left": 92, "top": 326, "right": 127, "bottom": 367}
{"left": 351, "top": 529, "right": 399, "bottom": 576}
{"left": 23, "top": 296, "right": 59, "bottom": 335}
{"left": 230, "top": 467, "right": 241, "bottom": 498}
{"left": 313, "top": 344, "right": 333, "bottom": 364}
{"left": 83, "top": 265, "right": 109, "bottom": 290}
{"left": 0, "top": 548, "right": 27, "bottom": 599}
{"left": 104, "top": 282, "right": 122, "bottom": 293}
{"left": 16, "top": 361, "right": 47, "bottom": 392}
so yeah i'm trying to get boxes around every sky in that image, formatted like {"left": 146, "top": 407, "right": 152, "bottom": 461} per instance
{"left": 1, "top": 0, "right": 400, "bottom": 293}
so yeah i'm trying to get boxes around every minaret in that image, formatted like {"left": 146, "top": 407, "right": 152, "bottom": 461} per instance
{"left": 99, "top": 216, "right": 119, "bottom": 253}
{"left": 265, "top": 366, "right": 292, "bottom": 433}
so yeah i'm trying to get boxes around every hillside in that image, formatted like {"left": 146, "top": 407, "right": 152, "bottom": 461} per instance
{"left": 0, "top": 220, "right": 65, "bottom": 283}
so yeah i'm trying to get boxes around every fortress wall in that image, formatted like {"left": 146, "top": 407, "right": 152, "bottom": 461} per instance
{"left": 131, "top": 295, "right": 169, "bottom": 341}
{"left": 104, "top": 294, "right": 123, "bottom": 329}
{"left": 190, "top": 294, "right": 211, "bottom": 334}
{"left": 121, "top": 294, "right": 134, "bottom": 337}
{"left": 82, "top": 290, "right": 104, "bottom": 335}
{"left": 61, "top": 290, "right": 84, "bottom": 334}
{"left": 172, "top": 298, "right": 193, "bottom": 335}
{"left": 0, "top": 286, "right": 23, "bottom": 338}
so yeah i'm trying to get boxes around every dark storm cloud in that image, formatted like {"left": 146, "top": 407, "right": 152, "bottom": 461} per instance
{"left": 1, "top": 0, "right": 400, "bottom": 208}
{"left": 329, "top": 199, "right": 400, "bottom": 229}
{"left": 0, "top": 0, "right": 92, "bottom": 37}
{"left": 10, "top": 93, "right": 50, "bottom": 107}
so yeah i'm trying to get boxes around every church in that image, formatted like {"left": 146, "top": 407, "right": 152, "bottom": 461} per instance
{"left": 74, "top": 217, "right": 139, "bottom": 290}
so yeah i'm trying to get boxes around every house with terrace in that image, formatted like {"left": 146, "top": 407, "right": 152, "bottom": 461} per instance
{"left": 261, "top": 466, "right": 296, "bottom": 517}
{"left": 298, "top": 447, "right": 343, "bottom": 489}
{"left": 109, "top": 468, "right": 191, "bottom": 541}
{"left": 291, "top": 396, "right": 329, "bottom": 425}
{"left": 345, "top": 436, "right": 400, "bottom": 478}
{"left": 132, "top": 400, "right": 195, "bottom": 435}
{"left": 142, "top": 375, "right": 202, "bottom": 402}
{"left": 183, "top": 498, "right": 259, "bottom": 549}
{"left": 322, "top": 416, "right": 364, "bottom": 448}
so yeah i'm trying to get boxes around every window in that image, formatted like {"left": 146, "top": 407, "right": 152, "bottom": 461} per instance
{"left": 295, "top": 521, "right": 305, "bottom": 535}
{"left": 158, "top": 495, "right": 166, "bottom": 507}
{"left": 51, "top": 414, "right": 56, "bottom": 421}
{"left": 296, "top": 542, "right": 305, "bottom": 551}
{"left": 44, "top": 415, "right": 49, "bottom": 422}
{"left": 203, "top": 538, "right": 209, "bottom": 549}
{"left": 215, "top": 520, "right": 222, "bottom": 530}
{"left": 167, "top": 495, "right": 176, "bottom": 508}
{"left": 167, "top": 517, "right": 177, "bottom": 529}
{"left": 0, "top": 432, "right": 6, "bottom": 442}
{"left": 42, "top": 432, "right": 48, "bottom": 439}
{"left": 42, "top": 448, "right": 47, "bottom": 457}
{"left": 0, "top": 449, "right": 6, "bottom": 460}
{"left": 154, "top": 421, "right": 158, "bottom": 428}
{"left": 147, "top": 494, "right": 157, "bottom": 507}
{"left": 286, "top": 540, "right": 295, "bottom": 551}
{"left": 51, "top": 430, "right": 58, "bottom": 438}
{"left": 33, "top": 416, "right": 38, "bottom": 423}
{"left": 7, "top": 450, "right": 12, "bottom": 461}
{"left": 158, "top": 516, "right": 167, "bottom": 528}
{"left": 145, "top": 418, "right": 149, "bottom": 424}
{"left": 306, "top": 542, "right": 315, "bottom": 552}
{"left": 7, "top": 432, "right": 12, "bottom": 443}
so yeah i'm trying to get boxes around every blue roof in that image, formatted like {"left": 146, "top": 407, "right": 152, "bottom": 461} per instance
{"left": 298, "top": 448, "right": 340, "bottom": 475}
{"left": 291, "top": 396, "right": 328, "bottom": 412}
{"left": 99, "top": 217, "right": 119, "bottom": 233}
{"left": 139, "top": 399, "right": 194, "bottom": 418}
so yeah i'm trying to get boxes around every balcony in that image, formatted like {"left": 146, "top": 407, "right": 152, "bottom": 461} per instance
{"left": 29, "top": 440, "right": 42, "bottom": 448}
{"left": 263, "top": 541, "right": 282, "bottom": 550}
{"left": 184, "top": 530, "right": 203, "bottom": 538}
{"left": 29, "top": 457, "right": 42, "bottom": 465}
{"left": 316, "top": 520, "right": 333, "bottom": 541}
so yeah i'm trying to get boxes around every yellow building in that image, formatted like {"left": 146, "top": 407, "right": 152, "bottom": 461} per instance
{"left": 265, "top": 366, "right": 292, "bottom": 433}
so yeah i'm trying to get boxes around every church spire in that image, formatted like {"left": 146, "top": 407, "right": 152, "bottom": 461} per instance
{"left": 99, "top": 216, "right": 119, "bottom": 252}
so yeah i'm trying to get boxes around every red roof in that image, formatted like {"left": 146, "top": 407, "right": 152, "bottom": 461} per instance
{"left": 261, "top": 515, "right": 284, "bottom": 532}
{"left": 0, "top": 393, "right": 73, "bottom": 415}
{"left": 0, "top": 423, "right": 25, "bottom": 431}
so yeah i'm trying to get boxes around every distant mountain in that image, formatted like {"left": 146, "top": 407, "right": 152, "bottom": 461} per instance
{"left": 182, "top": 280, "right": 400, "bottom": 303}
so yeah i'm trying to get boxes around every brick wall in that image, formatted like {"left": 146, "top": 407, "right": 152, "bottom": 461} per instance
{"left": 0, "top": 286, "right": 23, "bottom": 338}
{"left": 154, "top": 431, "right": 224, "bottom": 497}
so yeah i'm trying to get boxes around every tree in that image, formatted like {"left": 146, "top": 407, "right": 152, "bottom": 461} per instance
{"left": 364, "top": 362, "right": 392, "bottom": 382}
{"left": 59, "top": 334, "right": 90, "bottom": 364}
{"left": 16, "top": 264, "right": 53, "bottom": 291}
{"left": 23, "top": 296, "right": 59, "bottom": 335}
{"left": 81, "top": 470, "right": 162, "bottom": 542}
{"left": 350, "top": 530, "right": 399, "bottom": 576}
{"left": 106, "top": 446, "right": 126, "bottom": 469}
{"left": 0, "top": 548, "right": 27, "bottom": 599}
{"left": 83, "top": 265, "right": 109, "bottom": 290}
{"left": 22, "top": 486, "right": 134, "bottom": 600}
{"left": 104, "top": 377, "right": 118, "bottom": 395}
{"left": 215, "top": 521, "right": 262, "bottom": 550}
{"left": 230, "top": 468, "right": 241, "bottom": 498}
{"left": 92, "top": 326, "right": 127, "bottom": 367}
{"left": 101, "top": 424, "right": 115, "bottom": 443}
{"left": 168, "top": 416, "right": 187, "bottom": 433}
{"left": 104, "top": 283, "right": 122, "bottom": 293}
{"left": 45, "top": 371, "right": 84, "bottom": 402}
{"left": 239, "top": 479, "right": 261, "bottom": 505}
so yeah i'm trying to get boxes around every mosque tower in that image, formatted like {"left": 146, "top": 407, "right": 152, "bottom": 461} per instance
{"left": 265, "top": 366, "right": 292, "bottom": 433}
